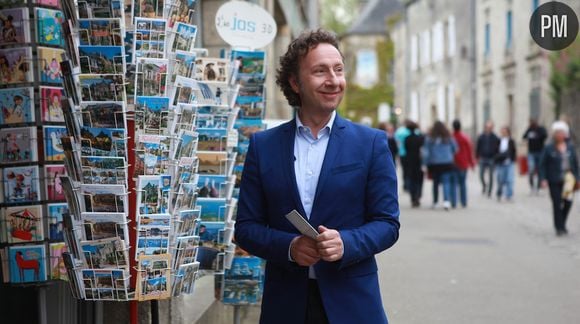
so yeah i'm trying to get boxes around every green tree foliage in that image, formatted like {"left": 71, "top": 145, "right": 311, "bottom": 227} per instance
{"left": 550, "top": 39, "right": 580, "bottom": 118}
{"left": 320, "top": 0, "right": 358, "bottom": 34}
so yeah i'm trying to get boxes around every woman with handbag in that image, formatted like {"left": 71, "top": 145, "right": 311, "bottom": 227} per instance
{"left": 539, "top": 121, "right": 580, "bottom": 236}
{"left": 494, "top": 126, "right": 517, "bottom": 201}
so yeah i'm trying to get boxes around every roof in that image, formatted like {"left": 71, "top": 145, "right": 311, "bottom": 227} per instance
{"left": 345, "top": 0, "right": 403, "bottom": 36}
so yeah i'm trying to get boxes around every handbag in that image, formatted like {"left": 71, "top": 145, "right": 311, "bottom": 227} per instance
{"left": 562, "top": 171, "right": 576, "bottom": 201}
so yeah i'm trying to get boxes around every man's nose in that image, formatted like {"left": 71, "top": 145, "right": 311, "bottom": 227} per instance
{"left": 325, "top": 71, "right": 339, "bottom": 86}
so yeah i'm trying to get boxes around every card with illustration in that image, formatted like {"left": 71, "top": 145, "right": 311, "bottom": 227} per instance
{"left": 79, "top": 46, "right": 125, "bottom": 75}
{"left": 81, "top": 183, "right": 127, "bottom": 213}
{"left": 8, "top": 244, "right": 47, "bottom": 283}
{"left": 81, "top": 212, "right": 128, "bottom": 243}
{"left": 81, "top": 237, "right": 128, "bottom": 269}
{"left": 47, "top": 202, "right": 68, "bottom": 241}
{"left": 197, "top": 198, "right": 226, "bottom": 222}
{"left": 78, "top": 19, "right": 123, "bottom": 46}
{"left": 38, "top": 46, "right": 64, "bottom": 85}
{"left": 45, "top": 164, "right": 66, "bottom": 201}
{"left": 0, "top": 8, "right": 31, "bottom": 45}
{"left": 136, "top": 254, "right": 171, "bottom": 301}
{"left": 231, "top": 50, "right": 266, "bottom": 76}
{"left": 81, "top": 156, "right": 127, "bottom": 185}
{"left": 166, "top": 0, "right": 196, "bottom": 28}
{"left": 135, "top": 96, "right": 170, "bottom": 133}
{"left": 197, "top": 128, "right": 227, "bottom": 152}
{"left": 43, "top": 125, "right": 66, "bottom": 161}
{"left": 135, "top": 58, "right": 168, "bottom": 97}
{"left": 194, "top": 58, "right": 229, "bottom": 83}
{"left": 80, "top": 126, "right": 126, "bottom": 157}
{"left": 0, "top": 47, "right": 33, "bottom": 85}
{"left": 134, "top": 134, "right": 171, "bottom": 176}
{"left": 80, "top": 102, "right": 126, "bottom": 128}
{"left": 172, "top": 261, "right": 199, "bottom": 296}
{"left": 169, "top": 22, "right": 197, "bottom": 53}
{"left": 134, "top": 18, "right": 166, "bottom": 61}
{"left": 49, "top": 243, "right": 68, "bottom": 281}
{"left": 79, "top": 74, "right": 126, "bottom": 102}
{"left": 82, "top": 269, "right": 129, "bottom": 301}
{"left": 78, "top": 0, "right": 123, "bottom": 19}
{"left": 2, "top": 204, "right": 43, "bottom": 243}
{"left": 0, "top": 87, "right": 34, "bottom": 125}
{"left": 0, "top": 127, "right": 37, "bottom": 164}
{"left": 35, "top": 8, "right": 64, "bottom": 47}
{"left": 34, "top": 0, "right": 61, "bottom": 8}
{"left": 40, "top": 86, "right": 65, "bottom": 122}
{"left": 3, "top": 165, "right": 40, "bottom": 203}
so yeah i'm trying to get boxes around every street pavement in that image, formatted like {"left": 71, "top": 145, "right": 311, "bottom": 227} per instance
{"left": 379, "top": 171, "right": 580, "bottom": 324}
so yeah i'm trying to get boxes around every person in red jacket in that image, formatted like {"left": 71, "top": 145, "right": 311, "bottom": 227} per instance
{"left": 452, "top": 120, "right": 476, "bottom": 207}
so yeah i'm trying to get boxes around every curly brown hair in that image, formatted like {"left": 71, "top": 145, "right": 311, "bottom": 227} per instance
{"left": 275, "top": 29, "right": 342, "bottom": 107}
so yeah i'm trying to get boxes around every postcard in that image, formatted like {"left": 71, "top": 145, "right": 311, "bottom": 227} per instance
{"left": 173, "top": 182, "right": 197, "bottom": 212}
{"left": 173, "top": 129, "right": 198, "bottom": 160}
{"left": 2, "top": 204, "right": 43, "bottom": 243}
{"left": 80, "top": 102, "right": 126, "bottom": 128}
{"left": 197, "top": 128, "right": 227, "bottom": 152}
{"left": 79, "top": 45, "right": 125, "bottom": 74}
{"left": 175, "top": 208, "right": 201, "bottom": 236}
{"left": 8, "top": 244, "right": 47, "bottom": 283}
{"left": 79, "top": 74, "right": 125, "bottom": 102}
{"left": 231, "top": 50, "right": 266, "bottom": 76}
{"left": 237, "top": 84, "right": 264, "bottom": 103}
{"left": 78, "top": 19, "right": 123, "bottom": 46}
{"left": 35, "top": 8, "right": 64, "bottom": 47}
{"left": 60, "top": 60, "right": 80, "bottom": 105}
{"left": 222, "top": 257, "right": 264, "bottom": 305}
{"left": 166, "top": 0, "right": 196, "bottom": 28}
{"left": 171, "top": 160, "right": 198, "bottom": 196}
{"left": 81, "top": 237, "right": 128, "bottom": 269}
{"left": 197, "top": 198, "right": 226, "bottom": 222}
{"left": 3, "top": 165, "right": 40, "bottom": 203}
{"left": 135, "top": 96, "right": 170, "bottom": 133}
{"left": 82, "top": 269, "right": 129, "bottom": 300}
{"left": 136, "top": 237, "right": 169, "bottom": 256}
{"left": 173, "top": 235, "right": 199, "bottom": 268}
{"left": 238, "top": 100, "right": 264, "bottom": 120}
{"left": 136, "top": 254, "right": 171, "bottom": 301}
{"left": 170, "top": 51, "right": 196, "bottom": 82}
{"left": 172, "top": 104, "right": 197, "bottom": 133}
{"left": 78, "top": 0, "right": 123, "bottom": 19}
{"left": 49, "top": 243, "right": 68, "bottom": 280}
{"left": 0, "top": 47, "right": 34, "bottom": 85}
{"left": 47, "top": 202, "right": 68, "bottom": 241}
{"left": 134, "top": 134, "right": 171, "bottom": 176}
{"left": 81, "top": 183, "right": 127, "bottom": 213}
{"left": 172, "top": 261, "right": 199, "bottom": 296}
{"left": 169, "top": 22, "right": 197, "bottom": 53}
{"left": 81, "top": 156, "right": 127, "bottom": 185}
{"left": 38, "top": 46, "right": 65, "bottom": 85}
{"left": 35, "top": 0, "right": 61, "bottom": 8}
{"left": 45, "top": 164, "right": 66, "bottom": 201}
{"left": 0, "top": 87, "right": 34, "bottom": 125}
{"left": 0, "top": 8, "right": 31, "bottom": 45}
{"left": 81, "top": 212, "right": 128, "bottom": 242}
{"left": 194, "top": 58, "right": 229, "bottom": 83}
{"left": 137, "top": 175, "right": 170, "bottom": 215}
{"left": 40, "top": 86, "right": 65, "bottom": 122}
{"left": 134, "top": 18, "right": 167, "bottom": 61}
{"left": 43, "top": 126, "right": 66, "bottom": 161}
{"left": 138, "top": 214, "right": 170, "bottom": 227}
{"left": 80, "top": 126, "right": 126, "bottom": 157}
{"left": 196, "top": 175, "right": 230, "bottom": 198}
{"left": 135, "top": 58, "right": 168, "bottom": 97}
{"left": 196, "top": 113, "right": 229, "bottom": 129}
{"left": 197, "top": 151, "right": 228, "bottom": 175}
{"left": 196, "top": 245, "right": 220, "bottom": 270}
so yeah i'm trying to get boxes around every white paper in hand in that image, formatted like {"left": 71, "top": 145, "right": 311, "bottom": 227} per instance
{"left": 285, "top": 210, "right": 319, "bottom": 239}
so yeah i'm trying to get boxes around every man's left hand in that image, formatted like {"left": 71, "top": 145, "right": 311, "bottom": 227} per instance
{"left": 316, "top": 225, "right": 344, "bottom": 262}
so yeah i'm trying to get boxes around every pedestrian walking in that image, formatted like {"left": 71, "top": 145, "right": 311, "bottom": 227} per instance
{"left": 495, "top": 126, "right": 516, "bottom": 201}
{"left": 539, "top": 121, "right": 579, "bottom": 236}
{"left": 395, "top": 120, "right": 412, "bottom": 191}
{"left": 452, "top": 119, "right": 476, "bottom": 207}
{"left": 423, "top": 121, "right": 457, "bottom": 210}
{"left": 379, "top": 122, "right": 399, "bottom": 167}
{"left": 235, "top": 29, "right": 400, "bottom": 324}
{"left": 404, "top": 121, "right": 424, "bottom": 207}
{"left": 476, "top": 121, "right": 500, "bottom": 197}
{"left": 522, "top": 118, "right": 547, "bottom": 194}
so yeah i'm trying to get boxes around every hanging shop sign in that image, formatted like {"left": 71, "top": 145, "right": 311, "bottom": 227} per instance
{"left": 215, "top": 0, "right": 277, "bottom": 49}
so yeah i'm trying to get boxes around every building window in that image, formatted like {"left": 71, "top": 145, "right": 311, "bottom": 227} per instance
{"left": 411, "top": 34, "right": 418, "bottom": 71}
{"left": 447, "top": 15, "right": 456, "bottom": 57}
{"left": 410, "top": 91, "right": 419, "bottom": 122}
{"left": 484, "top": 23, "right": 490, "bottom": 57}
{"left": 529, "top": 87, "right": 541, "bottom": 120}
{"left": 420, "top": 30, "right": 431, "bottom": 67}
{"left": 432, "top": 21, "right": 444, "bottom": 63}
{"left": 506, "top": 11, "right": 513, "bottom": 49}
{"left": 483, "top": 99, "right": 491, "bottom": 123}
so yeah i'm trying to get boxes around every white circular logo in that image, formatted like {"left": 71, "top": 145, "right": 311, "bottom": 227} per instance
{"left": 215, "top": 0, "right": 277, "bottom": 49}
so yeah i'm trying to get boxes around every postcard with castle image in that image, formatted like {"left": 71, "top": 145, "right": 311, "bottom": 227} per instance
{"left": 35, "top": 8, "right": 64, "bottom": 47}
{"left": 3, "top": 165, "right": 40, "bottom": 203}
{"left": 2, "top": 204, "right": 43, "bottom": 243}
{"left": 8, "top": 244, "right": 47, "bottom": 283}
{"left": 81, "top": 212, "right": 128, "bottom": 243}
{"left": 80, "top": 126, "right": 127, "bottom": 157}
{"left": 78, "top": 19, "right": 123, "bottom": 46}
{"left": 137, "top": 175, "right": 171, "bottom": 215}
{"left": 79, "top": 74, "right": 126, "bottom": 102}
{"left": 38, "top": 47, "right": 65, "bottom": 85}
{"left": 0, "top": 87, "right": 34, "bottom": 125}
{"left": 0, "top": 8, "right": 31, "bottom": 45}
{"left": 40, "top": 86, "right": 65, "bottom": 122}
{"left": 79, "top": 45, "right": 125, "bottom": 75}
{"left": 0, "top": 47, "right": 34, "bottom": 85}
{"left": 43, "top": 125, "right": 66, "bottom": 161}
{"left": 135, "top": 96, "right": 170, "bottom": 133}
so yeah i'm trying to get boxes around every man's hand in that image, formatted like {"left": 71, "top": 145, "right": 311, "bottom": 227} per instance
{"left": 316, "top": 225, "right": 344, "bottom": 262}
{"left": 290, "top": 236, "right": 320, "bottom": 267}
{"left": 541, "top": 180, "right": 548, "bottom": 189}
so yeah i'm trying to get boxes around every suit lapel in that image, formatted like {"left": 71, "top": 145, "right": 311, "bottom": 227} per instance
{"left": 280, "top": 120, "right": 307, "bottom": 217}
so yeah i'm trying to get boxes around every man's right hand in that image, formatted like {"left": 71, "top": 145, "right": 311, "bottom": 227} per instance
{"left": 290, "top": 236, "right": 320, "bottom": 267}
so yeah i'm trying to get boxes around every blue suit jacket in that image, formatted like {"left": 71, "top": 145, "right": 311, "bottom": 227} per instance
{"left": 235, "top": 115, "right": 400, "bottom": 324}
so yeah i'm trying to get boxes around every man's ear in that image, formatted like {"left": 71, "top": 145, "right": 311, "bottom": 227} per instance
{"left": 289, "top": 75, "right": 300, "bottom": 94}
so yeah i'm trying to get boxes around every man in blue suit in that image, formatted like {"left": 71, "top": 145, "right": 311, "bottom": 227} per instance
{"left": 235, "top": 29, "right": 400, "bottom": 324}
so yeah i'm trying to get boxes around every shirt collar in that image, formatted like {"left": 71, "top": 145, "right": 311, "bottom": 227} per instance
{"left": 296, "top": 110, "right": 336, "bottom": 135}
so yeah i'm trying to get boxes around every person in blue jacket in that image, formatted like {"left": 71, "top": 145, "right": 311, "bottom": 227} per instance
{"left": 235, "top": 29, "right": 400, "bottom": 324}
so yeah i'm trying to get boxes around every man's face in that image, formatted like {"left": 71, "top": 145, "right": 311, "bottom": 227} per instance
{"left": 291, "top": 43, "right": 345, "bottom": 113}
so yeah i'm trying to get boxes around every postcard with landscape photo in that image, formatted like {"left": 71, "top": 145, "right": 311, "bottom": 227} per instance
{"left": 79, "top": 45, "right": 125, "bottom": 74}
{"left": 166, "top": 0, "right": 196, "bottom": 28}
{"left": 196, "top": 175, "right": 229, "bottom": 198}
{"left": 45, "top": 164, "right": 66, "bottom": 201}
{"left": 49, "top": 243, "right": 68, "bottom": 281}
{"left": 171, "top": 51, "right": 196, "bottom": 82}
{"left": 174, "top": 182, "right": 197, "bottom": 212}
{"left": 175, "top": 208, "right": 200, "bottom": 236}
{"left": 170, "top": 22, "right": 196, "bottom": 53}
{"left": 8, "top": 244, "right": 47, "bottom": 283}
{"left": 222, "top": 257, "right": 264, "bottom": 305}
{"left": 134, "top": 134, "right": 171, "bottom": 176}
{"left": 173, "top": 129, "right": 198, "bottom": 160}
{"left": 0, "top": 127, "right": 37, "bottom": 164}
{"left": 81, "top": 183, "right": 127, "bottom": 213}
{"left": 194, "top": 58, "right": 228, "bottom": 83}
{"left": 137, "top": 175, "right": 168, "bottom": 215}
{"left": 3, "top": 165, "right": 40, "bottom": 203}
{"left": 134, "top": 18, "right": 166, "bottom": 61}
{"left": 78, "top": 19, "right": 123, "bottom": 46}
{"left": 0, "top": 8, "right": 31, "bottom": 45}
{"left": 0, "top": 47, "right": 33, "bottom": 85}
{"left": 171, "top": 162, "right": 198, "bottom": 197}
{"left": 47, "top": 203, "right": 68, "bottom": 241}
{"left": 136, "top": 253, "right": 171, "bottom": 301}
{"left": 35, "top": 8, "right": 64, "bottom": 47}
{"left": 237, "top": 84, "right": 264, "bottom": 103}
{"left": 81, "top": 156, "right": 127, "bottom": 185}
{"left": 133, "top": 0, "right": 165, "bottom": 20}
{"left": 43, "top": 126, "right": 66, "bottom": 161}
{"left": 135, "top": 96, "right": 170, "bottom": 133}
{"left": 80, "top": 126, "right": 126, "bottom": 157}
{"left": 237, "top": 99, "right": 264, "bottom": 120}
{"left": 135, "top": 58, "right": 168, "bottom": 97}
{"left": 40, "top": 86, "right": 65, "bottom": 122}
{"left": 0, "top": 87, "right": 34, "bottom": 125}
{"left": 172, "top": 261, "right": 199, "bottom": 296}
{"left": 174, "top": 235, "right": 199, "bottom": 268}
{"left": 197, "top": 198, "right": 226, "bottom": 222}
{"left": 171, "top": 104, "right": 196, "bottom": 133}
{"left": 82, "top": 212, "right": 128, "bottom": 242}
{"left": 80, "top": 102, "right": 126, "bottom": 128}
{"left": 231, "top": 50, "right": 266, "bottom": 76}
{"left": 78, "top": 0, "right": 123, "bottom": 19}
{"left": 79, "top": 74, "right": 125, "bottom": 102}
{"left": 197, "top": 128, "right": 227, "bottom": 152}
{"left": 81, "top": 237, "right": 128, "bottom": 269}
{"left": 38, "top": 46, "right": 65, "bottom": 85}
{"left": 197, "top": 151, "right": 228, "bottom": 175}
{"left": 196, "top": 113, "right": 228, "bottom": 129}
{"left": 136, "top": 237, "right": 169, "bottom": 256}
{"left": 2, "top": 204, "right": 43, "bottom": 243}
{"left": 82, "top": 269, "right": 129, "bottom": 300}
